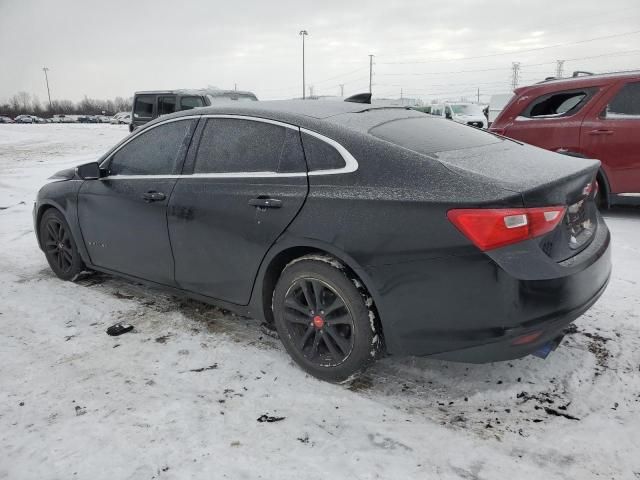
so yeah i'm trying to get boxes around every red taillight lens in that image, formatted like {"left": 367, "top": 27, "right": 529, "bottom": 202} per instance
{"left": 447, "top": 206, "right": 566, "bottom": 251}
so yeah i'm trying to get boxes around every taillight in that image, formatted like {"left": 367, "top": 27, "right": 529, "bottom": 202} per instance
{"left": 447, "top": 206, "right": 566, "bottom": 251}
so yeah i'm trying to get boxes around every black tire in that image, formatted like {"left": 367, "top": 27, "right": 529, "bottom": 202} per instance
{"left": 39, "top": 209, "right": 84, "bottom": 281}
{"left": 272, "top": 255, "right": 380, "bottom": 383}
{"left": 594, "top": 176, "right": 608, "bottom": 210}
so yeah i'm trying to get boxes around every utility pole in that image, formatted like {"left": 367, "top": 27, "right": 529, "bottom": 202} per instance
{"left": 339, "top": 84, "right": 344, "bottom": 97}
{"left": 511, "top": 62, "right": 521, "bottom": 90}
{"left": 234, "top": 83, "right": 237, "bottom": 91}
{"left": 368, "top": 54, "right": 374, "bottom": 94}
{"left": 299, "top": 30, "right": 309, "bottom": 99}
{"left": 556, "top": 60, "right": 565, "bottom": 78}
{"left": 42, "top": 67, "right": 52, "bottom": 111}
{"left": 477, "top": 87, "right": 480, "bottom": 103}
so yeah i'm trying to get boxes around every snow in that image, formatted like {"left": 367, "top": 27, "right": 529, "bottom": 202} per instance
{"left": 1, "top": 124, "right": 640, "bottom": 479}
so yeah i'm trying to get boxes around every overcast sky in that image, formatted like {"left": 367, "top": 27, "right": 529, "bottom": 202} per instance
{"left": 1, "top": 0, "right": 639, "bottom": 104}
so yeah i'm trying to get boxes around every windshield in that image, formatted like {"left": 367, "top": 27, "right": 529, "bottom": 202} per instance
{"left": 450, "top": 104, "right": 483, "bottom": 115}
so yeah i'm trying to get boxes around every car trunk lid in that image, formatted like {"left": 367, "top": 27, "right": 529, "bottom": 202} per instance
{"left": 433, "top": 141, "right": 600, "bottom": 261}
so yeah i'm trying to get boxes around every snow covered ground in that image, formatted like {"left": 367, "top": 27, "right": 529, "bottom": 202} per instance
{"left": 0, "top": 124, "right": 639, "bottom": 479}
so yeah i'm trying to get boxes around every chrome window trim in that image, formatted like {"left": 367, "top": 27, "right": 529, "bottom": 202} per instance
{"left": 101, "top": 114, "right": 359, "bottom": 180}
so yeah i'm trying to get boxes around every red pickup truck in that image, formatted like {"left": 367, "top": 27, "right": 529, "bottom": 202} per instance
{"left": 490, "top": 71, "right": 640, "bottom": 207}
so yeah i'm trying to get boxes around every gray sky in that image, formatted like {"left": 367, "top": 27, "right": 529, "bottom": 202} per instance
{"left": 1, "top": 0, "right": 639, "bottom": 104}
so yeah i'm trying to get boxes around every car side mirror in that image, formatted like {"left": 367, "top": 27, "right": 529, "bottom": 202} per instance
{"left": 76, "top": 162, "right": 102, "bottom": 180}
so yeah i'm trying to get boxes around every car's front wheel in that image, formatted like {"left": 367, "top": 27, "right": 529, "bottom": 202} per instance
{"left": 39, "top": 209, "right": 84, "bottom": 280}
{"left": 272, "top": 255, "right": 380, "bottom": 382}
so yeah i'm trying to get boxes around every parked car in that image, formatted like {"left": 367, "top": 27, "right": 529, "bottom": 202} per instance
{"left": 431, "top": 102, "right": 487, "bottom": 128}
{"left": 488, "top": 93, "right": 514, "bottom": 126}
{"left": 130, "top": 89, "right": 258, "bottom": 132}
{"left": 412, "top": 105, "right": 432, "bottom": 114}
{"left": 0, "top": 115, "right": 14, "bottom": 123}
{"left": 110, "top": 112, "right": 131, "bottom": 124}
{"left": 14, "top": 115, "right": 35, "bottom": 123}
{"left": 34, "top": 99, "right": 611, "bottom": 382}
{"left": 490, "top": 71, "right": 640, "bottom": 207}
{"left": 77, "top": 115, "right": 100, "bottom": 123}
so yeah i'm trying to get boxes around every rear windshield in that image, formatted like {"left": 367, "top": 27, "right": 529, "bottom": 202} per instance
{"left": 370, "top": 117, "right": 502, "bottom": 154}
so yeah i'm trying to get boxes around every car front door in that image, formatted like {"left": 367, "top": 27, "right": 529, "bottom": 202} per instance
{"left": 580, "top": 80, "right": 640, "bottom": 195}
{"left": 77, "top": 118, "right": 198, "bottom": 285}
{"left": 167, "top": 116, "right": 308, "bottom": 304}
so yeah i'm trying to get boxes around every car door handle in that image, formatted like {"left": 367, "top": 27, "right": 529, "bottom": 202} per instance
{"left": 588, "top": 129, "right": 614, "bottom": 136}
{"left": 248, "top": 197, "right": 282, "bottom": 209}
{"left": 142, "top": 191, "right": 166, "bottom": 202}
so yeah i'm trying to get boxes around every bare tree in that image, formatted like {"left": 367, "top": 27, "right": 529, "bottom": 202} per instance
{"left": 16, "top": 91, "right": 31, "bottom": 111}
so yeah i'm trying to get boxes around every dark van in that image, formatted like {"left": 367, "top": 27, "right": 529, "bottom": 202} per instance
{"left": 130, "top": 89, "right": 258, "bottom": 132}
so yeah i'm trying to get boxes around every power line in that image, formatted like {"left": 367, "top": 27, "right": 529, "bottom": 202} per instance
{"left": 377, "top": 30, "right": 640, "bottom": 65}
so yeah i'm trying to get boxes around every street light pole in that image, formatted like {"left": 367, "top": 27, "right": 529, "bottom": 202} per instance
{"left": 42, "top": 67, "right": 52, "bottom": 111}
{"left": 368, "top": 54, "right": 374, "bottom": 94}
{"left": 299, "top": 30, "right": 308, "bottom": 99}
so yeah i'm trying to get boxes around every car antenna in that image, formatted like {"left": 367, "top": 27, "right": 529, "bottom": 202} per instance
{"left": 344, "top": 93, "right": 372, "bottom": 104}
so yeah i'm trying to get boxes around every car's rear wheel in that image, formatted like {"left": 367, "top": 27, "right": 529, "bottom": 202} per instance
{"left": 272, "top": 255, "right": 380, "bottom": 382}
{"left": 40, "top": 209, "right": 84, "bottom": 280}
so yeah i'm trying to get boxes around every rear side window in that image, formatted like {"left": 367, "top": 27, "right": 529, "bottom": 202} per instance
{"left": 370, "top": 117, "right": 501, "bottom": 154}
{"left": 133, "top": 95, "right": 154, "bottom": 119}
{"left": 194, "top": 118, "right": 305, "bottom": 173}
{"left": 109, "top": 119, "right": 196, "bottom": 176}
{"left": 158, "top": 96, "right": 176, "bottom": 116}
{"left": 180, "top": 96, "right": 205, "bottom": 110}
{"left": 606, "top": 82, "right": 640, "bottom": 117}
{"left": 301, "top": 133, "right": 346, "bottom": 171}
{"left": 522, "top": 89, "right": 595, "bottom": 118}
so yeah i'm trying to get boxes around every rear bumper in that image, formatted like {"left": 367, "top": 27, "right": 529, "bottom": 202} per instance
{"left": 369, "top": 214, "right": 612, "bottom": 360}
{"left": 429, "top": 271, "right": 609, "bottom": 362}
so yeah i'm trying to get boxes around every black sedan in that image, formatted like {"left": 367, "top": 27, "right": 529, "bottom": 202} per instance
{"left": 34, "top": 99, "right": 611, "bottom": 382}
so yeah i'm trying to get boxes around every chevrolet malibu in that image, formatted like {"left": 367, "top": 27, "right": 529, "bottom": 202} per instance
{"left": 34, "top": 99, "right": 611, "bottom": 382}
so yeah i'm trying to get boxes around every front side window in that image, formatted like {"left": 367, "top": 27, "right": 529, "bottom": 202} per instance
{"left": 523, "top": 89, "right": 595, "bottom": 118}
{"left": 605, "top": 82, "right": 640, "bottom": 118}
{"left": 109, "top": 119, "right": 196, "bottom": 176}
{"left": 158, "top": 96, "right": 176, "bottom": 116}
{"left": 133, "top": 95, "right": 154, "bottom": 119}
{"left": 180, "top": 96, "right": 205, "bottom": 110}
{"left": 194, "top": 118, "right": 304, "bottom": 173}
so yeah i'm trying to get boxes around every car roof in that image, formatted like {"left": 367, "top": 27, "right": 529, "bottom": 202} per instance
{"left": 134, "top": 88, "right": 256, "bottom": 96}
{"left": 515, "top": 70, "right": 640, "bottom": 94}
{"left": 166, "top": 99, "right": 411, "bottom": 121}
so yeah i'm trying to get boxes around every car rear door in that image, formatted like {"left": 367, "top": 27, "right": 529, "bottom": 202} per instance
{"left": 580, "top": 80, "right": 640, "bottom": 195}
{"left": 77, "top": 118, "right": 198, "bottom": 285}
{"left": 167, "top": 116, "right": 308, "bottom": 304}
{"left": 501, "top": 88, "right": 596, "bottom": 152}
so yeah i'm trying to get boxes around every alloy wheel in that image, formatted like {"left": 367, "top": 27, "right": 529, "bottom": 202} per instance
{"left": 282, "top": 277, "right": 355, "bottom": 367}
{"left": 43, "top": 218, "right": 74, "bottom": 274}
